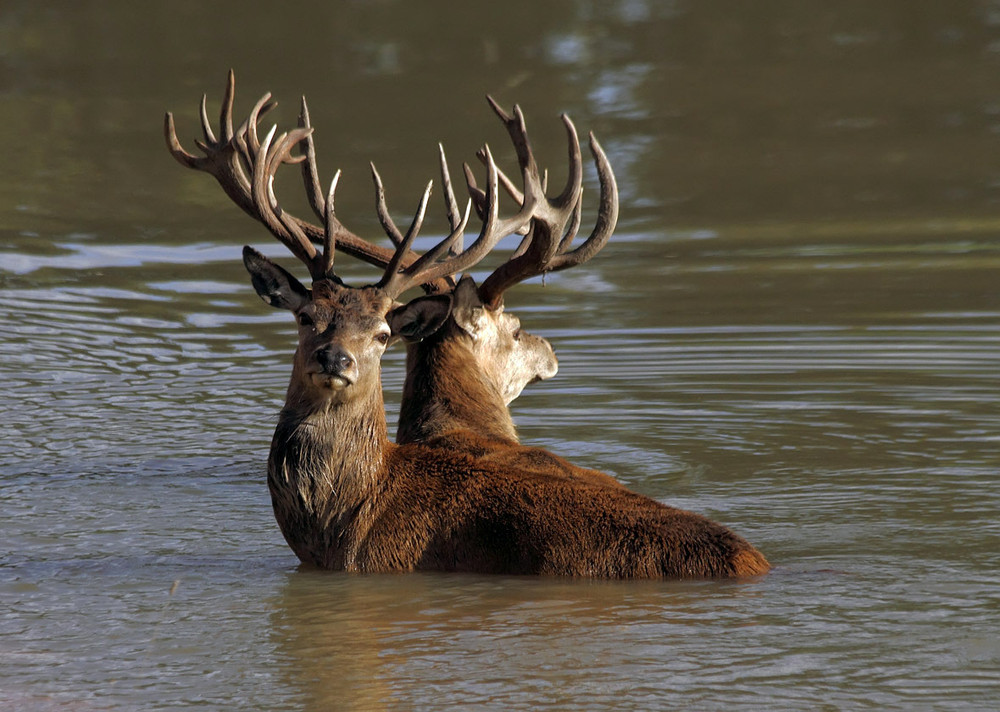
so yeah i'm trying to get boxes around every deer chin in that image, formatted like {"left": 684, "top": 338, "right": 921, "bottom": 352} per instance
{"left": 310, "top": 372, "right": 354, "bottom": 391}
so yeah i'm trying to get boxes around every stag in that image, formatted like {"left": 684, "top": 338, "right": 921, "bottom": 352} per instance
{"left": 166, "top": 72, "right": 621, "bottom": 489}
{"left": 367, "top": 98, "right": 628, "bottom": 488}
{"left": 165, "top": 76, "right": 769, "bottom": 578}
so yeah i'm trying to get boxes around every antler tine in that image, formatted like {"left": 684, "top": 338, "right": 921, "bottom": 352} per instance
{"left": 485, "top": 96, "right": 540, "bottom": 183}
{"left": 244, "top": 124, "right": 323, "bottom": 277}
{"left": 321, "top": 171, "right": 341, "bottom": 277}
{"left": 546, "top": 131, "right": 619, "bottom": 271}
{"left": 235, "top": 92, "right": 280, "bottom": 163}
{"left": 474, "top": 103, "right": 618, "bottom": 310}
{"left": 552, "top": 113, "right": 584, "bottom": 210}
{"left": 164, "top": 112, "right": 201, "bottom": 169}
{"left": 486, "top": 98, "right": 549, "bottom": 218}
{"left": 375, "top": 177, "right": 435, "bottom": 296}
{"left": 439, "top": 143, "right": 465, "bottom": 258}
{"left": 558, "top": 189, "right": 585, "bottom": 252}
{"left": 297, "top": 96, "right": 329, "bottom": 223}
{"left": 196, "top": 68, "right": 234, "bottom": 147}
{"left": 198, "top": 94, "right": 218, "bottom": 145}
{"left": 219, "top": 68, "right": 237, "bottom": 142}
{"left": 371, "top": 163, "right": 407, "bottom": 248}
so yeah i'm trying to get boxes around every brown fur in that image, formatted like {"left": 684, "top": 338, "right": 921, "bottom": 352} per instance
{"left": 398, "top": 325, "right": 627, "bottom": 490}
{"left": 272, "top": 401, "right": 769, "bottom": 578}
{"left": 246, "top": 253, "right": 769, "bottom": 579}
{"left": 398, "top": 326, "right": 519, "bottom": 444}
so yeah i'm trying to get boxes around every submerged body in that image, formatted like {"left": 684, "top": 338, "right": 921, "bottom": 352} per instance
{"left": 270, "top": 399, "right": 769, "bottom": 578}
{"left": 248, "top": 264, "right": 769, "bottom": 580}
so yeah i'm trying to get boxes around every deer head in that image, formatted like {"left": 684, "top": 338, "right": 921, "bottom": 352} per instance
{"left": 444, "top": 274, "right": 556, "bottom": 404}
{"left": 441, "top": 97, "right": 620, "bottom": 407}
{"left": 165, "top": 87, "right": 540, "bottom": 418}
{"left": 242, "top": 246, "right": 450, "bottom": 409}
{"left": 163, "top": 72, "right": 570, "bottom": 412}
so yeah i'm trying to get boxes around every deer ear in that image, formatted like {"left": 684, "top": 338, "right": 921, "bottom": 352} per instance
{"left": 242, "top": 246, "right": 311, "bottom": 312}
{"left": 451, "top": 274, "right": 487, "bottom": 334}
{"left": 387, "top": 294, "right": 453, "bottom": 343}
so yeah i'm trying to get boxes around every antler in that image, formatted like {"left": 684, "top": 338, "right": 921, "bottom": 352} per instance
{"left": 164, "top": 70, "right": 273, "bottom": 217}
{"left": 166, "top": 71, "right": 540, "bottom": 299}
{"left": 164, "top": 70, "right": 449, "bottom": 287}
{"left": 469, "top": 97, "right": 620, "bottom": 310}
{"left": 368, "top": 138, "right": 546, "bottom": 298}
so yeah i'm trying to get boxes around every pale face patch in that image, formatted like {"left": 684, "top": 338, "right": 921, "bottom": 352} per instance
{"left": 456, "top": 304, "right": 558, "bottom": 405}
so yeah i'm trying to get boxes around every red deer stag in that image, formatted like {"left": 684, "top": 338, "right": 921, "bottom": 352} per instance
{"left": 164, "top": 80, "right": 770, "bottom": 579}
{"left": 360, "top": 98, "right": 627, "bottom": 489}
{"left": 165, "top": 72, "right": 617, "bottom": 488}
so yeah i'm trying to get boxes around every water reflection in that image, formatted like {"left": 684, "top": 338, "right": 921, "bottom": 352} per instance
{"left": 268, "top": 570, "right": 763, "bottom": 710}
{"left": 268, "top": 559, "right": 1000, "bottom": 709}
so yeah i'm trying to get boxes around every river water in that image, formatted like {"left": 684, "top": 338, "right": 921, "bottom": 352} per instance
{"left": 2, "top": 1, "right": 999, "bottom": 710}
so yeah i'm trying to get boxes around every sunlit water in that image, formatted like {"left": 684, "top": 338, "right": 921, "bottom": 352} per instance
{"left": 3, "top": 1, "right": 1000, "bottom": 710}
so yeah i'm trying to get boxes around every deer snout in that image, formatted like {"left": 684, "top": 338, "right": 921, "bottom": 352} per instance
{"left": 315, "top": 347, "right": 357, "bottom": 384}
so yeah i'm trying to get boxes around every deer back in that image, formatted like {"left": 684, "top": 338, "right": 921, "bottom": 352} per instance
{"left": 355, "top": 443, "right": 770, "bottom": 578}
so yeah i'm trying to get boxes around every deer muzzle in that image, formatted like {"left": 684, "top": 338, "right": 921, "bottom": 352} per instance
{"left": 313, "top": 346, "right": 358, "bottom": 389}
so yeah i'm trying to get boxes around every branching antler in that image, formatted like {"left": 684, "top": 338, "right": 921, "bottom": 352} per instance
{"left": 469, "top": 97, "right": 620, "bottom": 310}
{"left": 165, "top": 71, "right": 449, "bottom": 287}
{"left": 369, "top": 137, "right": 548, "bottom": 298}
{"left": 166, "top": 71, "right": 545, "bottom": 299}
{"left": 164, "top": 71, "right": 273, "bottom": 217}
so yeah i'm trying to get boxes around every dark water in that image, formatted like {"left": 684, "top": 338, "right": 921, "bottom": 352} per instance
{"left": 2, "top": 1, "right": 999, "bottom": 709}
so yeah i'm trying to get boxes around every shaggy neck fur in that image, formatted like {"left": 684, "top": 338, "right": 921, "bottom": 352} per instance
{"left": 268, "top": 359, "right": 391, "bottom": 568}
{"left": 396, "top": 327, "right": 518, "bottom": 445}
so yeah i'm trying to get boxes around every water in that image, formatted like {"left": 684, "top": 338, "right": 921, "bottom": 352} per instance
{"left": 2, "top": 1, "right": 1000, "bottom": 709}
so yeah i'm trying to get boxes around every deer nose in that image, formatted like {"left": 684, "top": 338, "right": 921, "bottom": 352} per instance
{"left": 317, "top": 348, "right": 355, "bottom": 376}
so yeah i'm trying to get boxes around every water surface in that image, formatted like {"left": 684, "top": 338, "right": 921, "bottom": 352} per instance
{"left": 2, "top": 1, "right": 999, "bottom": 709}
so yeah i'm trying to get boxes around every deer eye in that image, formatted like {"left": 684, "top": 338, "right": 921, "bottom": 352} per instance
{"left": 297, "top": 313, "right": 314, "bottom": 327}
{"left": 375, "top": 332, "right": 390, "bottom": 346}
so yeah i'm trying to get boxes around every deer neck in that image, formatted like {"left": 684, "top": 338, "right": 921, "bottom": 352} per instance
{"left": 396, "top": 333, "right": 518, "bottom": 445}
{"left": 267, "top": 360, "right": 391, "bottom": 567}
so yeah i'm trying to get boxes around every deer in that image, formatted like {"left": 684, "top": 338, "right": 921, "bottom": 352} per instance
{"left": 338, "top": 94, "right": 628, "bottom": 488}
{"left": 166, "top": 72, "right": 623, "bottom": 490}
{"left": 165, "top": 76, "right": 770, "bottom": 578}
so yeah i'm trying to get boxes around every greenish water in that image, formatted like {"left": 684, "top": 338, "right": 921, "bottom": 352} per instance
{"left": 2, "top": 1, "right": 999, "bottom": 709}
